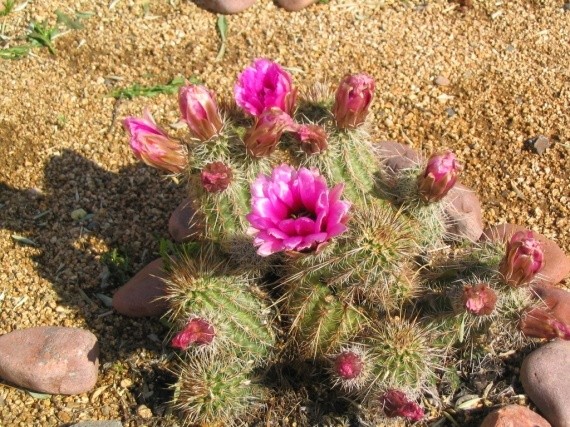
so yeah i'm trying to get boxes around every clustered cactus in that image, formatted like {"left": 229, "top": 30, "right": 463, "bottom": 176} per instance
{"left": 123, "top": 58, "right": 570, "bottom": 425}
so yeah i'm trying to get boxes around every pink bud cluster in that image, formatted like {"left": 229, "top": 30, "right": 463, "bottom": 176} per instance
{"left": 171, "top": 318, "right": 215, "bottom": 350}
{"left": 462, "top": 283, "right": 497, "bottom": 316}
{"left": 499, "top": 231, "right": 544, "bottom": 287}
{"left": 379, "top": 389, "right": 424, "bottom": 422}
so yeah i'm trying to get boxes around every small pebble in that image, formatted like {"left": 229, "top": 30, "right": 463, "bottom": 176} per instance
{"left": 434, "top": 75, "right": 450, "bottom": 86}
{"left": 0, "top": 327, "right": 99, "bottom": 395}
{"left": 480, "top": 404, "right": 551, "bottom": 427}
{"left": 112, "top": 258, "right": 170, "bottom": 317}
{"left": 564, "top": 3, "right": 570, "bottom": 11}
{"left": 520, "top": 340, "right": 570, "bottom": 427}
{"left": 524, "top": 134, "right": 551, "bottom": 154}
{"left": 71, "top": 421, "right": 122, "bottom": 427}
{"left": 136, "top": 404, "right": 153, "bottom": 419}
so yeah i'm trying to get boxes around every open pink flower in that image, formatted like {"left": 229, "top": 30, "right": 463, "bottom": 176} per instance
{"left": 123, "top": 109, "right": 187, "bottom": 174}
{"left": 171, "top": 318, "right": 215, "bottom": 350}
{"left": 417, "top": 151, "right": 460, "bottom": 203}
{"left": 499, "top": 231, "right": 544, "bottom": 287}
{"left": 379, "top": 389, "right": 424, "bottom": 422}
{"left": 179, "top": 84, "right": 223, "bottom": 141}
{"left": 332, "top": 73, "right": 375, "bottom": 129}
{"left": 246, "top": 164, "right": 351, "bottom": 256}
{"left": 234, "top": 58, "right": 297, "bottom": 117}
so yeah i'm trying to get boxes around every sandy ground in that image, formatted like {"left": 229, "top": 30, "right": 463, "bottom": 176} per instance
{"left": 1, "top": 0, "right": 569, "bottom": 425}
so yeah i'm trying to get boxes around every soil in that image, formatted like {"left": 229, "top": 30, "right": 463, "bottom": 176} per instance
{"left": 1, "top": 0, "right": 569, "bottom": 425}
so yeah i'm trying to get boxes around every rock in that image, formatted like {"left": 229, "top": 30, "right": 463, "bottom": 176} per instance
{"left": 376, "top": 141, "right": 422, "bottom": 178}
{"left": 532, "top": 285, "right": 570, "bottom": 324}
{"left": 520, "top": 340, "right": 570, "bottom": 427}
{"left": 525, "top": 135, "right": 551, "bottom": 155}
{"left": 0, "top": 327, "right": 99, "bottom": 395}
{"left": 480, "top": 404, "right": 551, "bottom": 427}
{"left": 275, "top": 0, "right": 317, "bottom": 11}
{"left": 565, "top": 3, "right": 570, "bottom": 11}
{"left": 71, "top": 422, "right": 122, "bottom": 427}
{"left": 112, "top": 258, "right": 169, "bottom": 317}
{"left": 192, "top": 0, "right": 257, "bottom": 14}
{"left": 434, "top": 75, "right": 450, "bottom": 86}
{"left": 481, "top": 224, "right": 570, "bottom": 286}
{"left": 442, "top": 182, "right": 484, "bottom": 242}
{"left": 168, "top": 198, "right": 199, "bottom": 243}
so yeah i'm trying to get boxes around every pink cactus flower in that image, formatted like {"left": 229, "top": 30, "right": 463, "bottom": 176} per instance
{"left": 201, "top": 162, "right": 233, "bottom": 193}
{"left": 520, "top": 308, "right": 570, "bottom": 340}
{"left": 246, "top": 164, "right": 351, "bottom": 257}
{"left": 123, "top": 109, "right": 187, "bottom": 174}
{"left": 295, "top": 124, "right": 328, "bottom": 155}
{"left": 332, "top": 73, "right": 375, "bottom": 129}
{"left": 334, "top": 351, "right": 363, "bottom": 380}
{"left": 243, "top": 108, "right": 296, "bottom": 158}
{"left": 234, "top": 58, "right": 297, "bottom": 117}
{"left": 171, "top": 318, "right": 215, "bottom": 350}
{"left": 499, "top": 231, "right": 545, "bottom": 287}
{"left": 462, "top": 283, "right": 497, "bottom": 316}
{"left": 179, "top": 84, "right": 223, "bottom": 141}
{"left": 417, "top": 151, "right": 460, "bottom": 203}
{"left": 379, "top": 389, "right": 425, "bottom": 422}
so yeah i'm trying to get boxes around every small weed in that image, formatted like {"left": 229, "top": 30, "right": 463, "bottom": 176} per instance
{"left": 55, "top": 9, "right": 89, "bottom": 30}
{"left": 101, "top": 247, "right": 133, "bottom": 286}
{"left": 27, "top": 21, "right": 59, "bottom": 54}
{"left": 215, "top": 15, "right": 228, "bottom": 61}
{"left": 317, "top": 0, "right": 330, "bottom": 4}
{"left": 0, "top": 44, "right": 31, "bottom": 59}
{"left": 110, "top": 75, "right": 200, "bottom": 99}
{"left": 0, "top": 0, "right": 15, "bottom": 17}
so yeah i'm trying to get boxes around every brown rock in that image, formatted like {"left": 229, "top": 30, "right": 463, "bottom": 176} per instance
{"left": 434, "top": 75, "right": 450, "bottom": 86}
{"left": 480, "top": 405, "right": 551, "bottom": 427}
{"left": 275, "top": 0, "right": 317, "bottom": 11}
{"left": 532, "top": 285, "right": 570, "bottom": 325}
{"left": 520, "top": 340, "right": 570, "bottom": 427}
{"left": 443, "top": 183, "right": 484, "bottom": 242}
{"left": 168, "top": 198, "right": 200, "bottom": 243}
{"left": 112, "top": 258, "right": 169, "bottom": 317}
{"left": 376, "top": 141, "right": 422, "bottom": 178}
{"left": 193, "top": 0, "right": 257, "bottom": 14}
{"left": 0, "top": 327, "right": 99, "bottom": 395}
{"left": 481, "top": 224, "right": 570, "bottom": 286}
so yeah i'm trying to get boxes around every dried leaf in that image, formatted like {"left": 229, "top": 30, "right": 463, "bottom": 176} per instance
{"left": 11, "top": 234, "right": 38, "bottom": 246}
{"left": 27, "top": 391, "right": 51, "bottom": 399}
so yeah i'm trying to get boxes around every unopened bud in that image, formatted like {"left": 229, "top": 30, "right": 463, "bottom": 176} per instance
{"left": 379, "top": 389, "right": 424, "bottom": 422}
{"left": 171, "top": 318, "right": 215, "bottom": 350}
{"left": 201, "top": 162, "right": 233, "bottom": 193}
{"left": 332, "top": 73, "right": 375, "bottom": 129}
{"left": 179, "top": 84, "right": 223, "bottom": 141}
{"left": 499, "top": 231, "right": 544, "bottom": 287}
{"left": 243, "top": 108, "right": 296, "bottom": 158}
{"left": 295, "top": 124, "right": 328, "bottom": 155}
{"left": 462, "top": 283, "right": 497, "bottom": 316}
{"left": 417, "top": 151, "right": 460, "bottom": 203}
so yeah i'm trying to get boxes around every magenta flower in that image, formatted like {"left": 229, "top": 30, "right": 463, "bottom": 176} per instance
{"left": 123, "top": 109, "right": 187, "bottom": 174}
{"left": 334, "top": 350, "right": 363, "bottom": 380}
{"left": 179, "top": 84, "right": 223, "bottom": 141}
{"left": 201, "top": 162, "right": 233, "bottom": 193}
{"left": 379, "top": 389, "right": 425, "bottom": 422}
{"left": 246, "top": 164, "right": 351, "bottom": 257}
{"left": 295, "top": 124, "right": 328, "bottom": 155}
{"left": 234, "top": 58, "right": 297, "bottom": 117}
{"left": 499, "top": 231, "right": 545, "bottom": 287}
{"left": 171, "top": 318, "right": 215, "bottom": 350}
{"left": 332, "top": 73, "right": 375, "bottom": 129}
{"left": 417, "top": 151, "right": 460, "bottom": 203}
{"left": 243, "top": 108, "right": 296, "bottom": 158}
{"left": 462, "top": 283, "right": 497, "bottom": 316}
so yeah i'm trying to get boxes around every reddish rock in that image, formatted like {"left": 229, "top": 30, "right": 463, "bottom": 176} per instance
{"left": 480, "top": 405, "right": 551, "bottom": 427}
{"left": 0, "top": 327, "right": 99, "bottom": 395}
{"left": 520, "top": 340, "right": 570, "bottom": 427}
{"left": 532, "top": 285, "right": 570, "bottom": 325}
{"left": 168, "top": 198, "right": 200, "bottom": 243}
{"left": 193, "top": 0, "right": 256, "bottom": 14}
{"left": 481, "top": 224, "right": 570, "bottom": 287}
{"left": 443, "top": 182, "right": 484, "bottom": 242}
{"left": 275, "top": 0, "right": 317, "bottom": 11}
{"left": 113, "top": 258, "right": 169, "bottom": 317}
{"left": 376, "top": 141, "right": 422, "bottom": 178}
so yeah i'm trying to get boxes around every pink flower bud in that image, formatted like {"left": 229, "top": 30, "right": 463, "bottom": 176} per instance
{"left": 332, "top": 73, "right": 375, "bottom": 129}
{"left": 243, "top": 108, "right": 296, "bottom": 158}
{"left": 417, "top": 151, "right": 460, "bottom": 203}
{"left": 171, "top": 318, "right": 215, "bottom": 350}
{"left": 201, "top": 162, "right": 233, "bottom": 193}
{"left": 334, "top": 351, "right": 363, "bottom": 380}
{"left": 462, "top": 283, "right": 497, "bottom": 316}
{"left": 520, "top": 308, "right": 570, "bottom": 340}
{"left": 123, "top": 109, "right": 188, "bottom": 174}
{"left": 295, "top": 124, "right": 328, "bottom": 155}
{"left": 234, "top": 58, "right": 297, "bottom": 117}
{"left": 499, "top": 231, "right": 545, "bottom": 287}
{"left": 179, "top": 84, "right": 223, "bottom": 141}
{"left": 379, "top": 389, "right": 424, "bottom": 422}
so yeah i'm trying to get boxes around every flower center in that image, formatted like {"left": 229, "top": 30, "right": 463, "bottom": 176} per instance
{"left": 290, "top": 208, "right": 316, "bottom": 220}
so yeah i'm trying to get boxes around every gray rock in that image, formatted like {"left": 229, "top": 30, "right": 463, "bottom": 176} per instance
{"left": 564, "top": 3, "right": 570, "bottom": 11}
{"left": 480, "top": 404, "right": 551, "bottom": 427}
{"left": 442, "top": 183, "right": 484, "bottom": 242}
{"left": 71, "top": 422, "right": 122, "bottom": 427}
{"left": 113, "top": 258, "right": 170, "bottom": 318}
{"left": 193, "top": 0, "right": 256, "bottom": 14}
{"left": 0, "top": 327, "right": 99, "bottom": 395}
{"left": 525, "top": 135, "right": 551, "bottom": 154}
{"left": 481, "top": 224, "right": 570, "bottom": 286}
{"left": 520, "top": 340, "right": 570, "bottom": 427}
